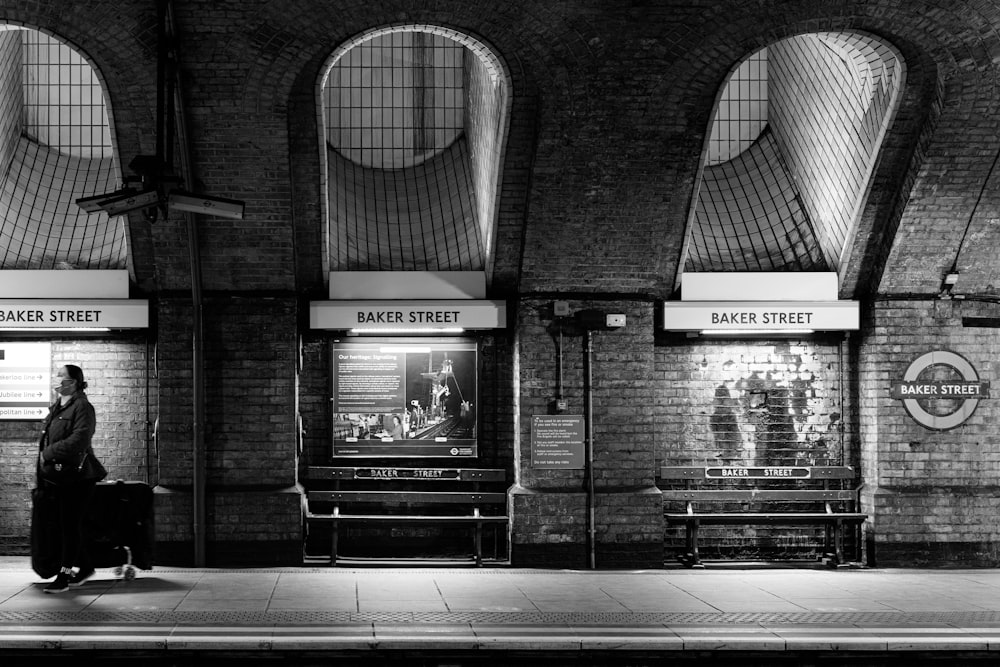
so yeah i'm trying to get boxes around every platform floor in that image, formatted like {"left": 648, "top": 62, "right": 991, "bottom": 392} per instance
{"left": 3, "top": 558, "right": 1000, "bottom": 663}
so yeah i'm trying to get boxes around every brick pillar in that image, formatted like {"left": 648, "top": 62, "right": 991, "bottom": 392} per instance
{"left": 859, "top": 299, "right": 1000, "bottom": 566}
{"left": 510, "top": 297, "right": 663, "bottom": 568}
{"left": 153, "top": 296, "right": 302, "bottom": 566}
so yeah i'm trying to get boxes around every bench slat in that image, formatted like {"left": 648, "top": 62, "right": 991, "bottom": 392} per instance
{"left": 306, "top": 513, "right": 509, "bottom": 523}
{"left": 309, "top": 490, "right": 507, "bottom": 504}
{"left": 665, "top": 512, "right": 867, "bottom": 525}
{"left": 659, "top": 465, "right": 857, "bottom": 480}
{"left": 662, "top": 489, "right": 858, "bottom": 501}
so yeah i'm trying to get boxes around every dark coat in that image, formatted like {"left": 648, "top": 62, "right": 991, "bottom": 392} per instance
{"left": 38, "top": 393, "right": 96, "bottom": 466}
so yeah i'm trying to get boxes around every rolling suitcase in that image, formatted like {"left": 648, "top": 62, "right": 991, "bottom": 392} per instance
{"left": 29, "top": 483, "right": 60, "bottom": 579}
{"left": 84, "top": 480, "right": 155, "bottom": 579}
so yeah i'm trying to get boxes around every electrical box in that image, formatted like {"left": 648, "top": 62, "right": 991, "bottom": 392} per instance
{"left": 553, "top": 300, "right": 571, "bottom": 317}
{"left": 575, "top": 309, "right": 627, "bottom": 330}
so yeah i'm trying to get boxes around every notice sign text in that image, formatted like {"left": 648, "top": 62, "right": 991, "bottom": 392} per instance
{"left": 0, "top": 342, "right": 50, "bottom": 420}
{"left": 531, "top": 415, "right": 585, "bottom": 469}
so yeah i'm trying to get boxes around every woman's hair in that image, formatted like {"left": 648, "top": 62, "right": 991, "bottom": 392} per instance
{"left": 64, "top": 364, "right": 88, "bottom": 391}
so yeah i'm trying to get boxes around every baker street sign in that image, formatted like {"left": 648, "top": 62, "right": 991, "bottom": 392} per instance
{"left": 891, "top": 350, "right": 990, "bottom": 430}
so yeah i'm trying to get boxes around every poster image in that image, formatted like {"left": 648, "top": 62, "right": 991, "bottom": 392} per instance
{"left": 331, "top": 339, "right": 477, "bottom": 458}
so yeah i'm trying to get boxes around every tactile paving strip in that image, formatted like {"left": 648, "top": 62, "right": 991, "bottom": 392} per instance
{"left": 4, "top": 609, "right": 1000, "bottom": 626}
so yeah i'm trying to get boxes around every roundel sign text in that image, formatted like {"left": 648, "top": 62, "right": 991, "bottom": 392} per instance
{"left": 891, "top": 350, "right": 990, "bottom": 430}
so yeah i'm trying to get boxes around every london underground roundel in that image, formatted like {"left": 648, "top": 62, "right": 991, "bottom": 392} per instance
{"left": 891, "top": 350, "right": 990, "bottom": 430}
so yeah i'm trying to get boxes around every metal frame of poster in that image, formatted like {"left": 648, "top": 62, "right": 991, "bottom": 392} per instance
{"left": 330, "top": 337, "right": 478, "bottom": 458}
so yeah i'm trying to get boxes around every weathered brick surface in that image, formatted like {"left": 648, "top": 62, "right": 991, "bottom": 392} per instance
{"left": 860, "top": 299, "right": 1000, "bottom": 565}
{"left": 655, "top": 337, "right": 856, "bottom": 467}
{"left": 0, "top": 337, "right": 153, "bottom": 553}
{"left": 513, "top": 299, "right": 661, "bottom": 565}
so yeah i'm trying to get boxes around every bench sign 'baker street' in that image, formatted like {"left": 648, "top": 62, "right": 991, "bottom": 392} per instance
{"left": 891, "top": 350, "right": 990, "bottom": 430}
{"left": 706, "top": 467, "right": 811, "bottom": 479}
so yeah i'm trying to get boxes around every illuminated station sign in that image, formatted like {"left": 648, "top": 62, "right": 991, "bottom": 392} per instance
{"left": 0, "top": 300, "right": 149, "bottom": 329}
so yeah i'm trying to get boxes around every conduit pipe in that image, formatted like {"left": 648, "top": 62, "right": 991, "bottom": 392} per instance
{"left": 160, "top": 0, "right": 207, "bottom": 566}
{"left": 583, "top": 330, "right": 596, "bottom": 569}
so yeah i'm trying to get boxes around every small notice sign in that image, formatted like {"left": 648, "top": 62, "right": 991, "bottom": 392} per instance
{"left": 530, "top": 415, "right": 585, "bottom": 469}
{"left": 0, "top": 342, "right": 51, "bottom": 420}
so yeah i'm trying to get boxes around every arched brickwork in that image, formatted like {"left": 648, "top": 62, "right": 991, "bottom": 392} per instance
{"left": 3, "top": 0, "right": 995, "bottom": 300}
{"left": 279, "top": 1, "right": 563, "bottom": 294}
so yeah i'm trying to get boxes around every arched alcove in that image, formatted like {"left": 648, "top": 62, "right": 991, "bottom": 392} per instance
{"left": 0, "top": 26, "right": 126, "bottom": 270}
{"left": 319, "top": 25, "right": 511, "bottom": 274}
{"left": 683, "top": 32, "right": 905, "bottom": 275}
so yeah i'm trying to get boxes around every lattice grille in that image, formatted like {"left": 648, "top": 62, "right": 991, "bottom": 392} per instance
{"left": 325, "top": 31, "right": 464, "bottom": 170}
{"left": 0, "top": 28, "right": 125, "bottom": 270}
{"left": 323, "top": 28, "right": 498, "bottom": 272}
{"left": 707, "top": 49, "right": 768, "bottom": 166}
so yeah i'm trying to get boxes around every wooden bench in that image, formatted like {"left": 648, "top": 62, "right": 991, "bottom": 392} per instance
{"left": 659, "top": 465, "right": 866, "bottom": 568}
{"left": 304, "top": 466, "right": 509, "bottom": 566}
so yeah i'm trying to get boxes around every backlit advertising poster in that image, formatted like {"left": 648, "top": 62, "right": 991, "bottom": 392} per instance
{"left": 331, "top": 339, "right": 477, "bottom": 458}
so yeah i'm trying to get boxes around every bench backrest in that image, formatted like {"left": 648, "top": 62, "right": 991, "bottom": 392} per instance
{"left": 305, "top": 466, "right": 509, "bottom": 510}
{"left": 658, "top": 465, "right": 860, "bottom": 509}
{"left": 309, "top": 490, "right": 507, "bottom": 504}
{"left": 308, "top": 466, "right": 506, "bottom": 482}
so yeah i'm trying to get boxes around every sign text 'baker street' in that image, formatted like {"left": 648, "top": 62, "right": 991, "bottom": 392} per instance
{"left": 0, "top": 300, "right": 148, "bottom": 329}
{"left": 662, "top": 301, "right": 859, "bottom": 331}
{"left": 309, "top": 300, "right": 506, "bottom": 330}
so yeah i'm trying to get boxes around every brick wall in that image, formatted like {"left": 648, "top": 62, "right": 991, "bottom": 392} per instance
{"left": 655, "top": 334, "right": 859, "bottom": 559}
{"left": 153, "top": 296, "right": 300, "bottom": 564}
{"left": 655, "top": 336, "right": 855, "bottom": 467}
{"left": 0, "top": 336, "right": 153, "bottom": 554}
{"left": 860, "top": 299, "right": 1000, "bottom": 566}
{"left": 512, "top": 298, "right": 662, "bottom": 567}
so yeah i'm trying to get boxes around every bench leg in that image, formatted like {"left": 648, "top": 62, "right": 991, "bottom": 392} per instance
{"left": 475, "top": 521, "right": 483, "bottom": 567}
{"left": 832, "top": 518, "right": 846, "bottom": 567}
{"left": 679, "top": 520, "right": 704, "bottom": 568}
{"left": 331, "top": 521, "right": 339, "bottom": 567}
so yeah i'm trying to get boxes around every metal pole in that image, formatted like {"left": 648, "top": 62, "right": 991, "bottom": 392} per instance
{"left": 162, "top": 0, "right": 206, "bottom": 567}
{"left": 583, "top": 330, "right": 596, "bottom": 569}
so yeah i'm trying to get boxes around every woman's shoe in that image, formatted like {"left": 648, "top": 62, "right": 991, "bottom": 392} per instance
{"left": 44, "top": 572, "right": 70, "bottom": 594}
{"left": 68, "top": 567, "right": 95, "bottom": 587}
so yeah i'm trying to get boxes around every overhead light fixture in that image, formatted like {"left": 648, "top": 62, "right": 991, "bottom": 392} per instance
{"left": 379, "top": 346, "right": 433, "bottom": 353}
{"left": 168, "top": 191, "right": 245, "bottom": 220}
{"left": 700, "top": 329, "right": 815, "bottom": 336}
{"left": 0, "top": 327, "right": 111, "bottom": 333}
{"left": 350, "top": 327, "right": 465, "bottom": 334}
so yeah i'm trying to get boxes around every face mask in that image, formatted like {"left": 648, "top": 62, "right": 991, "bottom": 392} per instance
{"left": 54, "top": 378, "right": 75, "bottom": 396}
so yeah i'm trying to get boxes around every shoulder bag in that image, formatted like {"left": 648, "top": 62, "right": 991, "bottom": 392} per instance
{"left": 39, "top": 450, "right": 108, "bottom": 485}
